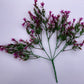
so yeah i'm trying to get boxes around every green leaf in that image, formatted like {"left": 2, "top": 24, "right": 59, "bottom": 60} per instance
{"left": 67, "top": 40, "right": 72, "bottom": 45}
{"left": 42, "top": 9, "right": 45, "bottom": 16}
{"left": 80, "top": 29, "right": 84, "bottom": 35}
{"left": 17, "top": 43, "right": 25, "bottom": 50}
{"left": 6, "top": 44, "right": 14, "bottom": 48}
{"left": 29, "top": 45, "right": 34, "bottom": 48}
{"left": 7, "top": 49, "right": 14, "bottom": 54}
{"left": 26, "top": 29, "right": 30, "bottom": 34}
{"left": 23, "top": 54, "right": 29, "bottom": 61}
{"left": 33, "top": 38, "right": 39, "bottom": 44}
{"left": 80, "top": 31, "right": 83, "bottom": 35}
{"left": 30, "top": 24, "right": 34, "bottom": 29}
{"left": 75, "top": 23, "right": 80, "bottom": 32}
{"left": 20, "top": 53, "right": 29, "bottom": 61}
{"left": 36, "top": 28, "right": 42, "bottom": 34}
{"left": 34, "top": 8, "right": 39, "bottom": 17}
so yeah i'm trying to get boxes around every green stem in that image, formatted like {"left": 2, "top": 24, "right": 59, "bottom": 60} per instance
{"left": 53, "top": 43, "right": 67, "bottom": 59}
{"left": 53, "top": 49, "right": 63, "bottom": 59}
{"left": 31, "top": 53, "right": 49, "bottom": 60}
{"left": 53, "top": 40, "right": 59, "bottom": 58}
{"left": 38, "top": 34, "right": 50, "bottom": 59}
{"left": 51, "top": 59, "right": 58, "bottom": 83}
{"left": 43, "top": 47, "right": 51, "bottom": 59}
{"left": 46, "top": 31, "right": 52, "bottom": 58}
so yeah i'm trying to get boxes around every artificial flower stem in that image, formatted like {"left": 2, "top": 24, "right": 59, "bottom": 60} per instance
{"left": 46, "top": 31, "right": 52, "bottom": 58}
{"left": 42, "top": 47, "right": 51, "bottom": 59}
{"left": 53, "top": 40, "right": 59, "bottom": 58}
{"left": 31, "top": 53, "right": 49, "bottom": 60}
{"left": 53, "top": 44, "right": 67, "bottom": 59}
{"left": 53, "top": 49, "right": 63, "bottom": 59}
{"left": 38, "top": 33, "right": 51, "bottom": 59}
{"left": 51, "top": 59, "right": 58, "bottom": 83}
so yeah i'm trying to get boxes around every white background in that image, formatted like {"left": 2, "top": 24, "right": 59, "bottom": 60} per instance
{"left": 0, "top": 0, "right": 84, "bottom": 84}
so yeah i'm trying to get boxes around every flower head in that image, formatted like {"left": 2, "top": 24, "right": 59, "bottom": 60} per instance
{"left": 41, "top": 2, "right": 44, "bottom": 7}
{"left": 49, "top": 11, "right": 52, "bottom": 16}
{"left": 79, "top": 17, "right": 83, "bottom": 21}
{"left": 81, "top": 22, "right": 84, "bottom": 26}
{"left": 31, "top": 30, "right": 35, "bottom": 34}
{"left": 19, "top": 39, "right": 24, "bottom": 42}
{"left": 23, "top": 18, "right": 26, "bottom": 22}
{"left": 34, "top": 0, "right": 37, "bottom": 6}
{"left": 65, "top": 11, "right": 70, "bottom": 14}
{"left": 73, "top": 19, "right": 76, "bottom": 23}
{"left": 34, "top": 0, "right": 37, "bottom": 3}
{"left": 22, "top": 23, "right": 25, "bottom": 26}
{"left": 13, "top": 52, "right": 19, "bottom": 58}
{"left": 68, "top": 21, "right": 71, "bottom": 25}
{"left": 80, "top": 43, "right": 83, "bottom": 46}
{"left": 60, "top": 10, "right": 64, "bottom": 13}
{"left": 11, "top": 38, "right": 16, "bottom": 41}
{"left": 0, "top": 46, "right": 4, "bottom": 51}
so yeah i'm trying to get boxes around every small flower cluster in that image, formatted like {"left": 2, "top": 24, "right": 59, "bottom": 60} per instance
{"left": 0, "top": 38, "right": 36, "bottom": 60}
{"left": 72, "top": 40, "right": 84, "bottom": 50}
{"left": 0, "top": 0, "right": 84, "bottom": 61}
{"left": 22, "top": 0, "right": 84, "bottom": 51}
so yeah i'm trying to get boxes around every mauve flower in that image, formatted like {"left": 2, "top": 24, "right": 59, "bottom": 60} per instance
{"left": 57, "top": 14, "right": 60, "bottom": 18}
{"left": 28, "top": 11, "right": 36, "bottom": 20}
{"left": 73, "top": 44, "right": 76, "bottom": 46}
{"left": 60, "top": 10, "right": 64, "bottom": 13}
{"left": 24, "top": 46, "right": 28, "bottom": 49}
{"left": 68, "top": 21, "right": 71, "bottom": 25}
{"left": 33, "top": 16, "right": 36, "bottom": 20}
{"left": 19, "top": 39, "right": 24, "bottom": 42}
{"left": 65, "top": 11, "right": 70, "bottom": 14}
{"left": 14, "top": 53, "right": 17, "bottom": 56}
{"left": 41, "top": 2, "right": 44, "bottom": 7}
{"left": 79, "top": 17, "right": 83, "bottom": 21}
{"left": 23, "top": 18, "right": 26, "bottom": 22}
{"left": 63, "top": 24, "right": 66, "bottom": 27}
{"left": 0, "top": 46, "right": 4, "bottom": 51}
{"left": 34, "top": 0, "right": 37, "bottom": 6}
{"left": 34, "top": 0, "right": 37, "bottom": 3}
{"left": 74, "top": 40, "right": 77, "bottom": 43}
{"left": 28, "top": 11, "right": 33, "bottom": 17}
{"left": 22, "top": 22, "right": 25, "bottom": 26}
{"left": 31, "top": 30, "right": 34, "bottom": 34}
{"left": 29, "top": 38, "right": 33, "bottom": 42}
{"left": 14, "top": 52, "right": 19, "bottom": 58}
{"left": 80, "top": 43, "right": 83, "bottom": 46}
{"left": 81, "top": 22, "right": 84, "bottom": 25}
{"left": 74, "top": 43, "right": 78, "bottom": 46}
{"left": 83, "top": 40, "right": 84, "bottom": 43}
{"left": 73, "top": 19, "right": 76, "bottom": 23}
{"left": 36, "top": 19, "right": 39, "bottom": 24}
{"left": 30, "top": 33, "right": 34, "bottom": 37}
{"left": 11, "top": 38, "right": 16, "bottom": 41}
{"left": 49, "top": 11, "right": 52, "bottom": 16}
{"left": 27, "top": 22, "right": 30, "bottom": 27}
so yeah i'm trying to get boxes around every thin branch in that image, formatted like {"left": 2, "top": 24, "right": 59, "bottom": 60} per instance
{"left": 53, "top": 43, "right": 67, "bottom": 59}
{"left": 37, "top": 32, "right": 51, "bottom": 59}
{"left": 57, "top": 41, "right": 62, "bottom": 48}
{"left": 33, "top": 47, "right": 43, "bottom": 50}
{"left": 49, "top": 32, "right": 53, "bottom": 39}
{"left": 53, "top": 40, "right": 59, "bottom": 58}
{"left": 63, "top": 49, "right": 72, "bottom": 51}
{"left": 46, "top": 30, "right": 52, "bottom": 59}
{"left": 31, "top": 53, "right": 50, "bottom": 60}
